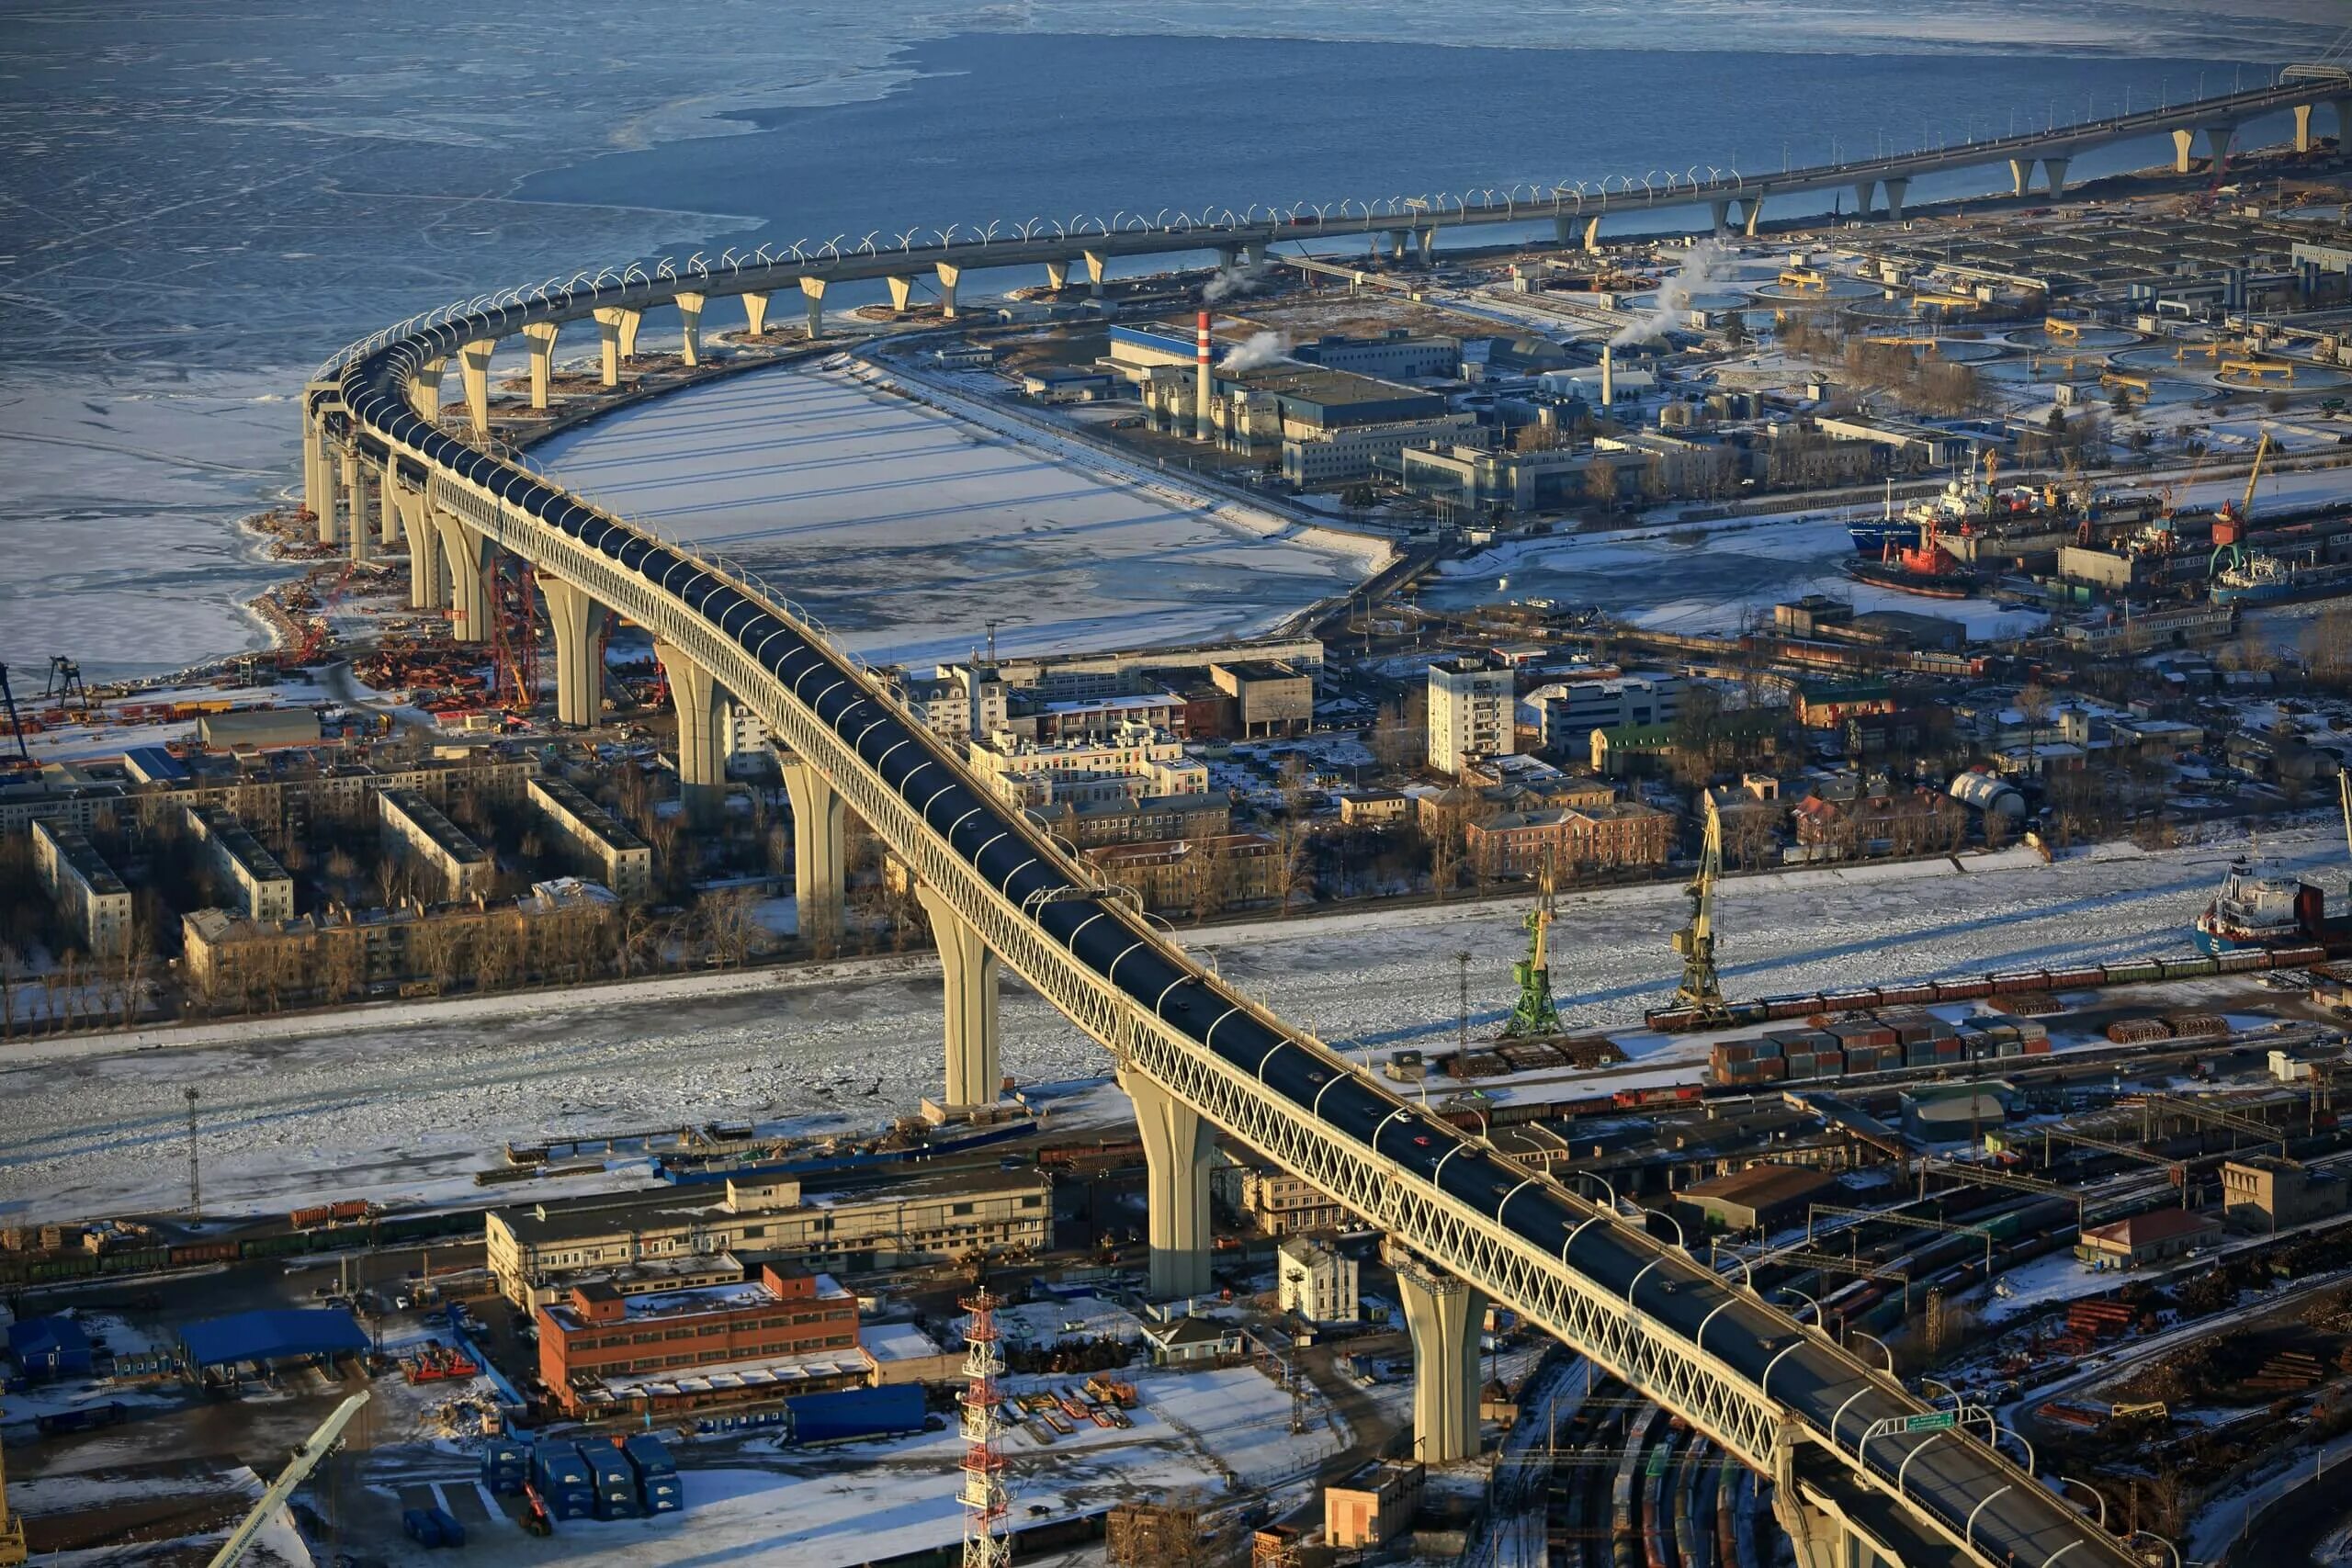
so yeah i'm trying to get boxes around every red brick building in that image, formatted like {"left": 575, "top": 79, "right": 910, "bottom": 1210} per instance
{"left": 1464, "top": 801, "right": 1673, "bottom": 879}
{"left": 537, "top": 1266, "right": 863, "bottom": 1415}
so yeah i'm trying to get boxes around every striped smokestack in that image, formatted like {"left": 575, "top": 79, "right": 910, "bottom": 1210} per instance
{"left": 1195, "top": 310, "right": 1214, "bottom": 442}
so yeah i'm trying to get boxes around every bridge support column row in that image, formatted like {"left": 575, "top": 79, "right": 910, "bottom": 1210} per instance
{"left": 1852, "top": 180, "right": 1875, "bottom": 220}
{"left": 399, "top": 489, "right": 445, "bottom": 610}
{"left": 375, "top": 457, "right": 401, "bottom": 547}
{"left": 435, "top": 513, "right": 490, "bottom": 644}
{"left": 1710, "top": 198, "right": 1730, "bottom": 235}
{"left": 1121, "top": 1067, "right": 1211, "bottom": 1302}
{"left": 458, "top": 337, "right": 495, "bottom": 436}
{"left": 303, "top": 415, "right": 334, "bottom": 535}
{"left": 935, "top": 262, "right": 960, "bottom": 320}
{"left": 1882, "top": 177, "right": 1908, "bottom": 222}
{"left": 1415, "top": 227, "right": 1435, "bottom": 266}
{"left": 1390, "top": 1246, "right": 1486, "bottom": 1464}
{"left": 1744, "top": 197, "right": 1764, "bottom": 238}
{"left": 674, "top": 292, "right": 705, "bottom": 367}
{"left": 594, "top": 307, "right": 640, "bottom": 388}
{"left": 410, "top": 356, "right": 446, "bottom": 423}
{"left": 1583, "top": 216, "right": 1602, "bottom": 253}
{"left": 341, "top": 450, "right": 373, "bottom": 564}
{"left": 1083, "top": 250, "right": 1107, "bottom": 298}
{"left": 2294, "top": 98, "right": 2352, "bottom": 152}
{"left": 538, "top": 574, "right": 605, "bottom": 728}
{"left": 886, "top": 276, "right": 914, "bottom": 313}
{"left": 918, "top": 886, "right": 1001, "bottom": 1111}
{"left": 2175, "top": 123, "right": 2239, "bottom": 175}
{"left": 654, "top": 641, "right": 729, "bottom": 827}
{"left": 1045, "top": 258, "right": 1069, "bottom": 292}
{"left": 741, "top": 290, "right": 770, "bottom": 338}
{"left": 524, "top": 321, "right": 560, "bottom": 408}
{"left": 2041, "top": 157, "right": 2068, "bottom": 197}
{"left": 779, "top": 755, "right": 844, "bottom": 951}
{"left": 799, "top": 276, "right": 826, "bottom": 338}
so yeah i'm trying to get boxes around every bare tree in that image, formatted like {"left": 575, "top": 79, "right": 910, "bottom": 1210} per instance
{"left": 702, "top": 886, "right": 762, "bottom": 967}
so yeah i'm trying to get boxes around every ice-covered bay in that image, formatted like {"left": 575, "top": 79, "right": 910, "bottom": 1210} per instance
{"left": 0, "top": 826, "right": 2318, "bottom": 1225}
{"left": 533, "top": 363, "right": 1379, "bottom": 665}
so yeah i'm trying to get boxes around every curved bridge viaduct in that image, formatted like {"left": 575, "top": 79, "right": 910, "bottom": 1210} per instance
{"left": 288, "top": 79, "right": 2335, "bottom": 1564}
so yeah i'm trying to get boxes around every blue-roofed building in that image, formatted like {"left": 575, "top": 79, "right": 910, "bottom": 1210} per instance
{"left": 9, "top": 1315, "right": 93, "bottom": 1379}
{"left": 122, "top": 746, "right": 190, "bottom": 785}
{"left": 179, "top": 1309, "right": 367, "bottom": 1375}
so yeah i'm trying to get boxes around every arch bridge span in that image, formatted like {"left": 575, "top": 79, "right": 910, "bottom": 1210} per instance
{"left": 314, "top": 269, "right": 2136, "bottom": 1568}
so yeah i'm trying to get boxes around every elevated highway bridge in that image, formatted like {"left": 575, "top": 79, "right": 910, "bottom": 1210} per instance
{"left": 287, "top": 76, "right": 2345, "bottom": 1565}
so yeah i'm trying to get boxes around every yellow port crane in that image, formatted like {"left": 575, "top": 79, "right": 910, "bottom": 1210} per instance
{"left": 1672, "top": 795, "right": 1726, "bottom": 1020}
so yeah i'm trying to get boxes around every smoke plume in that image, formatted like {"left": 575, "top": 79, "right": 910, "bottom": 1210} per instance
{"left": 1609, "top": 239, "right": 1732, "bottom": 350}
{"left": 1218, "top": 331, "right": 1291, "bottom": 374}
{"left": 1203, "top": 260, "right": 1271, "bottom": 302}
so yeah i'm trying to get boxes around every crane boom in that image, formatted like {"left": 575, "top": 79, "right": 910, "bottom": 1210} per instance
{"left": 2241, "top": 430, "right": 2272, "bottom": 520}
{"left": 0, "top": 665, "right": 28, "bottom": 766}
{"left": 205, "top": 1392, "right": 368, "bottom": 1568}
{"left": 1672, "top": 795, "right": 1725, "bottom": 1018}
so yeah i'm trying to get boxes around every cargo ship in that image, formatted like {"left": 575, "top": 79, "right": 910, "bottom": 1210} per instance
{"left": 2193, "top": 855, "right": 2352, "bottom": 954}
{"left": 1846, "top": 506, "right": 1979, "bottom": 598}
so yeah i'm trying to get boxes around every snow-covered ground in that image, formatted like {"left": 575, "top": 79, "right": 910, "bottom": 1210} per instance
{"left": 530, "top": 361, "right": 1377, "bottom": 669}
{"left": 0, "top": 821, "right": 2334, "bottom": 1226}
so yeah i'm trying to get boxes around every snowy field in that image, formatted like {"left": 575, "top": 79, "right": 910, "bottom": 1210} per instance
{"left": 531, "top": 362, "right": 1377, "bottom": 668}
{"left": 0, "top": 823, "right": 2335, "bottom": 1226}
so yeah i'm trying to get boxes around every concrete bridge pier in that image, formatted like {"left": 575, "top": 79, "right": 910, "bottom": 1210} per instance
{"left": 1710, "top": 199, "right": 1730, "bottom": 235}
{"left": 538, "top": 575, "right": 605, "bottom": 728}
{"left": 1851, "top": 180, "right": 1876, "bottom": 220}
{"left": 674, "top": 292, "right": 705, "bottom": 367}
{"left": 435, "top": 513, "right": 491, "bottom": 643}
{"left": 2175, "top": 123, "right": 2239, "bottom": 174}
{"left": 935, "top": 262, "right": 961, "bottom": 319}
{"left": 1744, "top": 197, "right": 1765, "bottom": 238}
{"left": 1045, "top": 259, "right": 1069, "bottom": 292}
{"left": 1083, "top": 250, "right": 1109, "bottom": 298}
{"left": 409, "top": 356, "right": 446, "bottom": 423}
{"left": 741, "top": 290, "right": 770, "bottom": 338}
{"left": 1882, "top": 178, "right": 1909, "bottom": 221}
{"left": 1553, "top": 212, "right": 1573, "bottom": 248}
{"left": 2288, "top": 97, "right": 2352, "bottom": 153}
{"left": 374, "top": 456, "right": 401, "bottom": 547}
{"left": 886, "top": 276, "right": 915, "bottom": 313}
{"left": 341, "top": 451, "right": 373, "bottom": 564}
{"left": 2008, "top": 157, "right": 2033, "bottom": 197}
{"left": 1771, "top": 1461, "right": 1909, "bottom": 1568}
{"left": 1215, "top": 244, "right": 1238, "bottom": 271}
{"left": 779, "top": 754, "right": 845, "bottom": 951}
{"left": 653, "top": 641, "right": 729, "bottom": 827}
{"left": 1583, "top": 216, "right": 1603, "bottom": 253}
{"left": 593, "top": 307, "right": 639, "bottom": 387}
{"left": 303, "top": 414, "right": 334, "bottom": 531}
{"left": 1120, "top": 1067, "right": 1212, "bottom": 1301}
{"left": 1389, "top": 1245, "right": 1486, "bottom": 1464}
{"left": 798, "top": 276, "right": 827, "bottom": 338}
{"left": 398, "top": 487, "right": 444, "bottom": 610}
{"left": 2040, "top": 156, "right": 2069, "bottom": 197}
{"left": 458, "top": 337, "right": 496, "bottom": 436}
{"left": 917, "top": 886, "right": 1001, "bottom": 1111}
{"left": 523, "top": 321, "right": 560, "bottom": 408}
{"left": 1415, "top": 227, "right": 1436, "bottom": 266}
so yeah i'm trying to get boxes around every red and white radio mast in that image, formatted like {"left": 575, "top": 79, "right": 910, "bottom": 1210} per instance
{"left": 958, "top": 1289, "right": 1012, "bottom": 1568}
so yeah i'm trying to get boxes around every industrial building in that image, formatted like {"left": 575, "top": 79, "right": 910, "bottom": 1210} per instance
{"left": 2075, "top": 1207, "right": 2222, "bottom": 1269}
{"left": 1427, "top": 656, "right": 1516, "bottom": 776}
{"left": 378, "top": 787, "right": 492, "bottom": 900}
{"left": 537, "top": 1265, "right": 865, "bottom": 1416}
{"left": 1678, "top": 1163, "right": 1837, "bottom": 1232}
{"left": 2222, "top": 1156, "right": 2349, "bottom": 1231}
{"left": 1533, "top": 675, "right": 1685, "bottom": 753}
{"left": 30, "top": 818, "right": 132, "bottom": 958}
{"left": 1325, "top": 1461, "right": 1426, "bottom": 1551}
{"left": 528, "top": 776, "right": 652, "bottom": 902}
{"left": 1276, "top": 1236, "right": 1360, "bottom": 1324}
{"left": 1290, "top": 331, "right": 1461, "bottom": 380}
{"left": 196, "top": 706, "right": 322, "bottom": 752}
{"left": 184, "top": 804, "right": 295, "bottom": 921}
{"left": 1209, "top": 660, "right": 1314, "bottom": 738}
{"left": 484, "top": 1168, "right": 1054, "bottom": 1305}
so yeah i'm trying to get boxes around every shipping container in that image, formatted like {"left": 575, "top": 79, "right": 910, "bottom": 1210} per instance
{"left": 532, "top": 1442, "right": 596, "bottom": 1521}
{"left": 624, "top": 1433, "right": 683, "bottom": 1513}
{"left": 786, "top": 1383, "right": 928, "bottom": 1445}
{"left": 587, "top": 1442, "right": 639, "bottom": 1518}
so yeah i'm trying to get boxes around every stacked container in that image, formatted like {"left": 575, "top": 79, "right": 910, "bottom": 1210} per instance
{"left": 481, "top": 1438, "right": 530, "bottom": 1495}
{"left": 532, "top": 1442, "right": 596, "bottom": 1522}
{"left": 587, "top": 1441, "right": 639, "bottom": 1519}
{"left": 624, "top": 1433, "right": 683, "bottom": 1514}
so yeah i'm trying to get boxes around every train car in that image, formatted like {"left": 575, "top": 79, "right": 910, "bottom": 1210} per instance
{"left": 1644, "top": 1428, "right": 1680, "bottom": 1568}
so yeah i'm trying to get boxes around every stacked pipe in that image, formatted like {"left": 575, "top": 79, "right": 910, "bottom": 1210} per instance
{"left": 1195, "top": 310, "right": 1213, "bottom": 442}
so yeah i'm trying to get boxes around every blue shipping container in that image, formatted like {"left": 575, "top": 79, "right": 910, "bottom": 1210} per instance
{"left": 428, "top": 1508, "right": 466, "bottom": 1547}
{"left": 587, "top": 1443, "right": 639, "bottom": 1518}
{"left": 533, "top": 1442, "right": 596, "bottom": 1521}
{"left": 623, "top": 1434, "right": 683, "bottom": 1513}
{"left": 786, "top": 1384, "right": 927, "bottom": 1444}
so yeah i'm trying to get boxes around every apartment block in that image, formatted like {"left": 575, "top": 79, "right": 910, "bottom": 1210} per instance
{"left": 378, "top": 787, "right": 492, "bottom": 900}
{"left": 528, "top": 776, "right": 652, "bottom": 902}
{"left": 184, "top": 804, "right": 295, "bottom": 921}
{"left": 30, "top": 818, "right": 132, "bottom": 959}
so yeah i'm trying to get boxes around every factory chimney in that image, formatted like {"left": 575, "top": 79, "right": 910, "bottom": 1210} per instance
{"left": 1195, "top": 310, "right": 1214, "bottom": 442}
{"left": 1600, "top": 344, "right": 1614, "bottom": 408}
